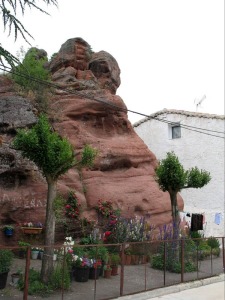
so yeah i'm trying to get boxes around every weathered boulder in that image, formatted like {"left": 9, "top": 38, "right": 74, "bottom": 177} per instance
{"left": 0, "top": 38, "right": 183, "bottom": 245}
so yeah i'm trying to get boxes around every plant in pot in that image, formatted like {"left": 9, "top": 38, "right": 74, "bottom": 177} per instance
{"left": 109, "top": 253, "right": 120, "bottom": 276}
{"left": 0, "top": 249, "right": 14, "bottom": 289}
{"left": 18, "top": 241, "right": 31, "bottom": 259}
{"left": 11, "top": 268, "right": 23, "bottom": 286}
{"left": 72, "top": 256, "right": 91, "bottom": 282}
{"left": 31, "top": 247, "right": 40, "bottom": 260}
{"left": 2, "top": 225, "right": 15, "bottom": 237}
{"left": 103, "top": 264, "right": 112, "bottom": 279}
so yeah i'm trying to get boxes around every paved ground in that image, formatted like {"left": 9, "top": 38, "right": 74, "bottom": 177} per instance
{"left": 114, "top": 275, "right": 225, "bottom": 300}
{"left": 0, "top": 256, "right": 224, "bottom": 299}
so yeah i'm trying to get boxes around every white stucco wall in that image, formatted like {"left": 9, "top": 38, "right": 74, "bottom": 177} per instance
{"left": 134, "top": 110, "right": 225, "bottom": 238}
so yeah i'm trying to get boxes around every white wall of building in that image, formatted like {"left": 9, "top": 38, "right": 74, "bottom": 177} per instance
{"left": 134, "top": 109, "right": 224, "bottom": 237}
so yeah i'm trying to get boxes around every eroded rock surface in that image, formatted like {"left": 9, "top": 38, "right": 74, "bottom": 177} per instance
{"left": 0, "top": 38, "right": 183, "bottom": 245}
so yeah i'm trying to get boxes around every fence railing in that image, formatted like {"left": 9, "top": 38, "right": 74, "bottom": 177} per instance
{"left": 0, "top": 237, "right": 224, "bottom": 300}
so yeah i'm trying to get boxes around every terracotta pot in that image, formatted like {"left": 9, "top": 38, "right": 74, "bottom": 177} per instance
{"left": 111, "top": 265, "right": 118, "bottom": 276}
{"left": 21, "top": 227, "right": 42, "bottom": 234}
{"left": 125, "top": 255, "right": 132, "bottom": 265}
{"left": 104, "top": 269, "right": 112, "bottom": 279}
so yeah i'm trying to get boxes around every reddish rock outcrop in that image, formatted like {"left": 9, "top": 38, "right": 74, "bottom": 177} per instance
{"left": 0, "top": 38, "right": 183, "bottom": 245}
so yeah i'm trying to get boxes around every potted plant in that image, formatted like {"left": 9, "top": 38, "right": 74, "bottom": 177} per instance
{"left": 18, "top": 241, "right": 31, "bottom": 259}
{"left": 103, "top": 264, "right": 112, "bottom": 279}
{"left": 21, "top": 222, "right": 43, "bottom": 234}
{"left": 89, "top": 259, "right": 102, "bottom": 280}
{"left": 109, "top": 253, "right": 120, "bottom": 276}
{"left": 2, "top": 225, "right": 15, "bottom": 237}
{"left": 0, "top": 249, "right": 14, "bottom": 289}
{"left": 72, "top": 256, "right": 91, "bottom": 282}
{"left": 31, "top": 247, "right": 40, "bottom": 260}
{"left": 11, "top": 268, "right": 23, "bottom": 286}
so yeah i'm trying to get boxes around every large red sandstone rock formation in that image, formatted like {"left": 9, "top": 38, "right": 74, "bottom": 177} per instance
{"left": 0, "top": 38, "right": 183, "bottom": 244}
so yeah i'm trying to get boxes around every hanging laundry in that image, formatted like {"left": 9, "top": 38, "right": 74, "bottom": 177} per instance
{"left": 214, "top": 213, "right": 221, "bottom": 225}
{"left": 191, "top": 213, "right": 203, "bottom": 231}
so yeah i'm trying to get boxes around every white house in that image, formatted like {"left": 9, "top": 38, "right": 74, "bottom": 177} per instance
{"left": 134, "top": 109, "right": 225, "bottom": 238}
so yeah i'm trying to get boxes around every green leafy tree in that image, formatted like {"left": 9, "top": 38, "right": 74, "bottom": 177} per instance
{"left": 155, "top": 151, "right": 211, "bottom": 237}
{"left": 0, "top": 0, "right": 57, "bottom": 67}
{"left": 13, "top": 114, "right": 97, "bottom": 283}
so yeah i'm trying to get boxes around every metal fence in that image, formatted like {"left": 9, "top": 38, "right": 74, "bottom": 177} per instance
{"left": 1, "top": 237, "right": 224, "bottom": 300}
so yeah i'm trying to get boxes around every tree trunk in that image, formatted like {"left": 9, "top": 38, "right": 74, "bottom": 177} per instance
{"left": 169, "top": 191, "right": 180, "bottom": 239}
{"left": 169, "top": 191, "right": 180, "bottom": 265}
{"left": 41, "top": 177, "right": 57, "bottom": 283}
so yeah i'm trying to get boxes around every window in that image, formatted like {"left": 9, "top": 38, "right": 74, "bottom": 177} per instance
{"left": 168, "top": 123, "right": 181, "bottom": 139}
{"left": 172, "top": 125, "right": 181, "bottom": 139}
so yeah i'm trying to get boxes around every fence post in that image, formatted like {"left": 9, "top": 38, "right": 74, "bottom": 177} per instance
{"left": 222, "top": 237, "right": 225, "bottom": 273}
{"left": 120, "top": 243, "right": 125, "bottom": 296}
{"left": 23, "top": 246, "right": 31, "bottom": 300}
{"left": 163, "top": 241, "right": 166, "bottom": 286}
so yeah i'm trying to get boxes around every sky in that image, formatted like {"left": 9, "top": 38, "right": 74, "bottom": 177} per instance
{"left": 1, "top": 0, "right": 224, "bottom": 123}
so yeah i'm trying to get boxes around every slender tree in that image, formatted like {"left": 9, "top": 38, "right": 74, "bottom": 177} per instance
{"left": 0, "top": 0, "right": 57, "bottom": 67}
{"left": 155, "top": 151, "right": 211, "bottom": 238}
{"left": 13, "top": 114, "right": 97, "bottom": 283}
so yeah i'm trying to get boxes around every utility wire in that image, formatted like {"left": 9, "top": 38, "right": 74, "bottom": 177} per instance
{"left": 0, "top": 64, "right": 224, "bottom": 139}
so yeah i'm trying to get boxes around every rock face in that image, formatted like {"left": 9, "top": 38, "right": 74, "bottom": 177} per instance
{"left": 0, "top": 38, "right": 183, "bottom": 244}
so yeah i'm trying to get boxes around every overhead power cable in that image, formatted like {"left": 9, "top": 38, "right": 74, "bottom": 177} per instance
{"left": 0, "top": 64, "right": 224, "bottom": 139}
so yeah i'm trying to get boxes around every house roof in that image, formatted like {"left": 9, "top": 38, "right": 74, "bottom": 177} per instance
{"left": 133, "top": 108, "right": 225, "bottom": 127}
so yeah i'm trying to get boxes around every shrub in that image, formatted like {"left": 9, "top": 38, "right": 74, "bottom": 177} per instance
{"left": 207, "top": 237, "right": 220, "bottom": 249}
{"left": 18, "top": 268, "right": 52, "bottom": 296}
{"left": 0, "top": 249, "right": 14, "bottom": 273}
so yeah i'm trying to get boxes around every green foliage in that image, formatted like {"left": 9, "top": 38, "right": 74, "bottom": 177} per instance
{"left": 50, "top": 262, "right": 71, "bottom": 290}
{"left": 12, "top": 47, "right": 50, "bottom": 91}
{"left": 13, "top": 114, "right": 75, "bottom": 180}
{"left": 110, "top": 253, "right": 120, "bottom": 266}
{"left": 80, "top": 144, "right": 98, "bottom": 168}
{"left": 18, "top": 268, "right": 53, "bottom": 296}
{"left": 207, "top": 236, "right": 220, "bottom": 249}
{"left": 0, "top": 249, "right": 14, "bottom": 273}
{"left": 187, "top": 167, "right": 211, "bottom": 188}
{"left": 155, "top": 151, "right": 211, "bottom": 192}
{"left": 155, "top": 151, "right": 187, "bottom": 192}
{"left": 151, "top": 238, "right": 197, "bottom": 273}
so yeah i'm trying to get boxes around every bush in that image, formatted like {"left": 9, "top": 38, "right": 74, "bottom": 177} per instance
{"left": 207, "top": 237, "right": 220, "bottom": 249}
{"left": 151, "top": 238, "right": 197, "bottom": 273}
{"left": 12, "top": 48, "right": 49, "bottom": 91}
{"left": 18, "top": 269, "right": 52, "bottom": 296}
{"left": 50, "top": 262, "right": 71, "bottom": 290}
{"left": 0, "top": 249, "right": 14, "bottom": 273}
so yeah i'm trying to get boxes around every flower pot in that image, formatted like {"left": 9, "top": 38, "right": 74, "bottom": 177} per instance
{"left": 111, "top": 265, "right": 119, "bottom": 276}
{"left": 125, "top": 254, "right": 132, "bottom": 265}
{"left": 31, "top": 250, "right": 39, "bottom": 259}
{"left": 89, "top": 267, "right": 100, "bottom": 280}
{"left": 74, "top": 267, "right": 90, "bottom": 282}
{"left": 38, "top": 251, "right": 43, "bottom": 260}
{"left": 0, "top": 272, "right": 8, "bottom": 289}
{"left": 21, "top": 227, "right": 42, "bottom": 234}
{"left": 4, "top": 228, "right": 14, "bottom": 237}
{"left": 104, "top": 269, "right": 112, "bottom": 279}
{"left": 53, "top": 254, "right": 57, "bottom": 261}
{"left": 11, "top": 273, "right": 21, "bottom": 285}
